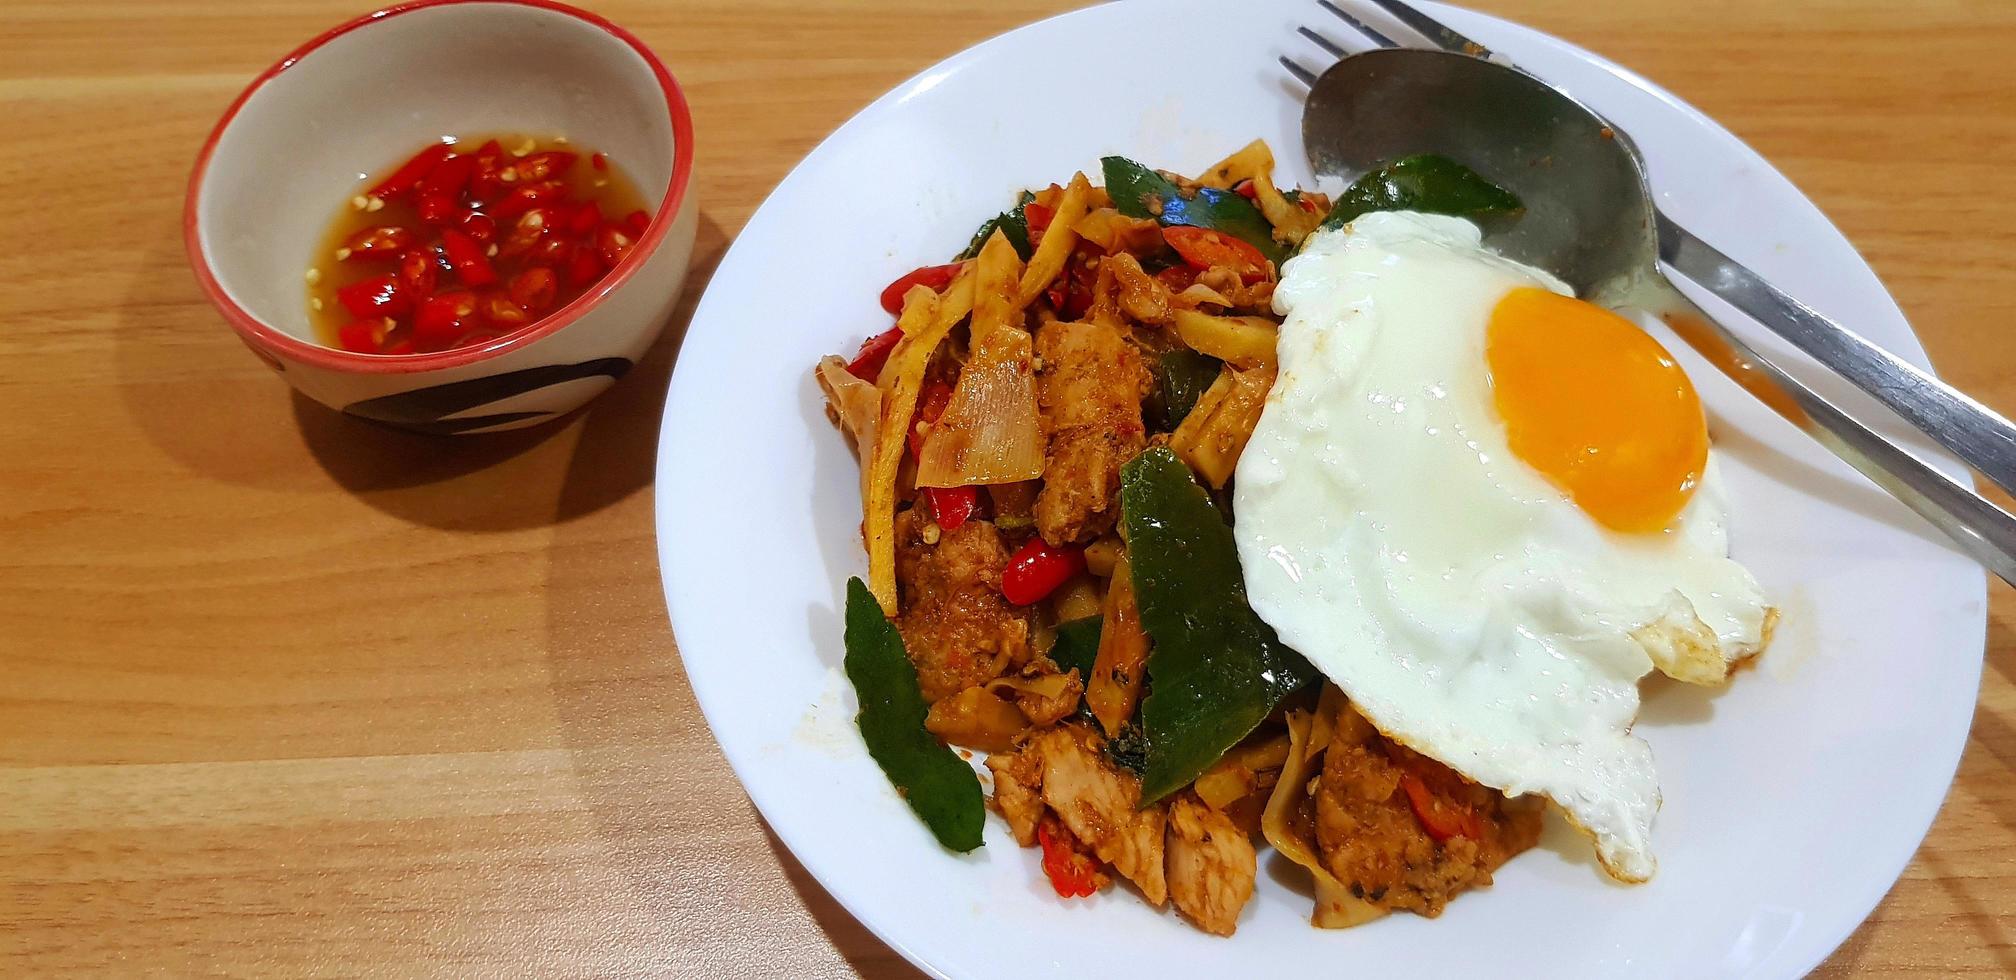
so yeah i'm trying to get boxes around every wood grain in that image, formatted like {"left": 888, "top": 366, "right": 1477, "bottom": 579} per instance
{"left": 0, "top": 0, "right": 2010, "bottom": 975}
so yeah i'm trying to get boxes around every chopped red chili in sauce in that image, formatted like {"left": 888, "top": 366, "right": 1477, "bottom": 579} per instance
{"left": 309, "top": 134, "right": 652, "bottom": 355}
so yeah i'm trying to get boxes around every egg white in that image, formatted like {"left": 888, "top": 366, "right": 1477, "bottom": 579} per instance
{"left": 1233, "top": 211, "right": 1773, "bottom": 882}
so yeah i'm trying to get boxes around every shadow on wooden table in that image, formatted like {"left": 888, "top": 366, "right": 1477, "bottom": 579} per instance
{"left": 1817, "top": 601, "right": 2016, "bottom": 977}
{"left": 761, "top": 821, "right": 930, "bottom": 979}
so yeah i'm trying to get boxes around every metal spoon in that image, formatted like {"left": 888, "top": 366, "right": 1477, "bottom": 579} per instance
{"left": 1295, "top": 45, "right": 2016, "bottom": 585}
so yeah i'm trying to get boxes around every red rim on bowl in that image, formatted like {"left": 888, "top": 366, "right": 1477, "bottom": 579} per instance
{"left": 183, "top": 0, "right": 695, "bottom": 375}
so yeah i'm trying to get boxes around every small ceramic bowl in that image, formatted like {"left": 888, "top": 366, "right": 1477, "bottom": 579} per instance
{"left": 185, "top": 0, "right": 696, "bottom": 434}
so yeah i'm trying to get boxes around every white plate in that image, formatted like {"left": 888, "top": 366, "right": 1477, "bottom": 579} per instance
{"left": 656, "top": 3, "right": 1985, "bottom": 976}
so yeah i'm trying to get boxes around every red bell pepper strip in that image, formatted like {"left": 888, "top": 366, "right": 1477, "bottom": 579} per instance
{"left": 878, "top": 263, "right": 963, "bottom": 315}
{"left": 846, "top": 324, "right": 903, "bottom": 382}
{"left": 922, "top": 485, "right": 979, "bottom": 532}
{"left": 1036, "top": 817, "right": 1099, "bottom": 898}
{"left": 1001, "top": 538, "right": 1085, "bottom": 606}
{"left": 441, "top": 228, "right": 498, "bottom": 287}
{"left": 1023, "top": 201, "right": 1056, "bottom": 243}
{"left": 369, "top": 143, "right": 453, "bottom": 199}
{"left": 1161, "top": 225, "right": 1271, "bottom": 284}
{"left": 1398, "top": 772, "right": 1484, "bottom": 843}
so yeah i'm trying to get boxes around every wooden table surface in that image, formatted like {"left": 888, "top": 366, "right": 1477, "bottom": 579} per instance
{"left": 3, "top": 0, "right": 2013, "bottom": 974}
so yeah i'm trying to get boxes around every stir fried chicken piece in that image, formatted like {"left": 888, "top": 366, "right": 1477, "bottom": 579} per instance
{"left": 1313, "top": 708, "right": 1542, "bottom": 916}
{"left": 1165, "top": 792, "right": 1257, "bottom": 936}
{"left": 995, "top": 725, "right": 1168, "bottom": 905}
{"left": 988, "top": 743, "right": 1046, "bottom": 847}
{"left": 1033, "top": 319, "right": 1149, "bottom": 546}
{"left": 894, "top": 509, "right": 1029, "bottom": 703}
{"left": 1104, "top": 252, "right": 1175, "bottom": 325}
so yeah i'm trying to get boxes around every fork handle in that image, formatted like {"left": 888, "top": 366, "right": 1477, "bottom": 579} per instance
{"left": 1657, "top": 211, "right": 2016, "bottom": 497}
{"left": 1637, "top": 278, "right": 2016, "bottom": 587}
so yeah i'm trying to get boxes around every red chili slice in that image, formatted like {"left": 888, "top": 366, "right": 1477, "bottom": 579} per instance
{"left": 498, "top": 208, "right": 557, "bottom": 260}
{"left": 440, "top": 228, "right": 497, "bottom": 287}
{"left": 565, "top": 247, "right": 604, "bottom": 288}
{"left": 468, "top": 140, "right": 508, "bottom": 202}
{"left": 342, "top": 225, "right": 414, "bottom": 259}
{"left": 568, "top": 201, "right": 602, "bottom": 237}
{"left": 1232, "top": 179, "right": 1258, "bottom": 200}
{"left": 624, "top": 209, "right": 651, "bottom": 236}
{"left": 527, "top": 235, "right": 573, "bottom": 269}
{"left": 492, "top": 180, "right": 568, "bottom": 220}
{"left": 1398, "top": 772, "right": 1485, "bottom": 843}
{"left": 1024, "top": 201, "right": 1056, "bottom": 242}
{"left": 1154, "top": 264, "right": 1198, "bottom": 293}
{"left": 456, "top": 209, "right": 497, "bottom": 244}
{"left": 413, "top": 290, "right": 477, "bottom": 349}
{"left": 1001, "top": 539, "right": 1085, "bottom": 606}
{"left": 335, "top": 275, "right": 411, "bottom": 319}
{"left": 508, "top": 267, "right": 558, "bottom": 313}
{"left": 594, "top": 222, "right": 636, "bottom": 267}
{"left": 336, "top": 318, "right": 386, "bottom": 353}
{"left": 419, "top": 153, "right": 475, "bottom": 199}
{"left": 397, "top": 250, "right": 438, "bottom": 299}
{"left": 417, "top": 189, "right": 456, "bottom": 226}
{"left": 1060, "top": 243, "right": 1098, "bottom": 319}
{"left": 1036, "top": 817, "right": 1099, "bottom": 899}
{"left": 478, "top": 291, "right": 531, "bottom": 328}
{"left": 1161, "top": 225, "right": 1271, "bottom": 283}
{"left": 845, "top": 325, "right": 903, "bottom": 382}
{"left": 877, "top": 263, "right": 962, "bottom": 315}
{"left": 511, "top": 150, "right": 577, "bottom": 183}
{"left": 590, "top": 152, "right": 608, "bottom": 172}
{"left": 907, "top": 378, "right": 955, "bottom": 459}
{"left": 368, "top": 143, "right": 452, "bottom": 199}
{"left": 922, "top": 485, "right": 979, "bottom": 532}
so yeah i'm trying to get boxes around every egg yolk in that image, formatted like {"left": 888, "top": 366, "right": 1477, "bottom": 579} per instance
{"left": 1486, "top": 287, "right": 1707, "bottom": 533}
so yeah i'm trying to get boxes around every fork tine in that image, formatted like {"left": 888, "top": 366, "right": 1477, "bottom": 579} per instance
{"left": 1280, "top": 56, "right": 1319, "bottom": 86}
{"left": 1296, "top": 25, "right": 1351, "bottom": 59}
{"left": 1316, "top": 0, "right": 1399, "bottom": 48}
{"left": 1361, "top": 0, "right": 1494, "bottom": 58}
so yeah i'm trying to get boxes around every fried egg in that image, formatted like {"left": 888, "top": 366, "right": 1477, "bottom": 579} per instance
{"left": 1233, "top": 211, "right": 1772, "bottom": 882}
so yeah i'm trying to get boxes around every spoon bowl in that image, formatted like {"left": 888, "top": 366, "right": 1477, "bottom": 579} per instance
{"left": 1303, "top": 48, "right": 1654, "bottom": 298}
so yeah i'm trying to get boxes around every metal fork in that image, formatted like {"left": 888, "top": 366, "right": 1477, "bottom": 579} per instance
{"left": 1279, "top": 0, "right": 2016, "bottom": 585}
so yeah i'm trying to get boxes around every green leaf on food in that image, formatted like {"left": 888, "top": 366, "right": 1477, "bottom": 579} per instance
{"left": 1048, "top": 615, "right": 1105, "bottom": 727}
{"left": 1148, "top": 349, "right": 1222, "bottom": 432}
{"left": 842, "top": 577, "right": 985, "bottom": 852}
{"left": 1104, "top": 723, "right": 1150, "bottom": 776}
{"left": 1101, "top": 156, "right": 1289, "bottom": 266}
{"left": 1317, "top": 153, "right": 1523, "bottom": 233}
{"left": 957, "top": 190, "right": 1036, "bottom": 261}
{"left": 1048, "top": 615, "right": 1103, "bottom": 679}
{"left": 1121, "top": 448, "right": 1319, "bottom": 802}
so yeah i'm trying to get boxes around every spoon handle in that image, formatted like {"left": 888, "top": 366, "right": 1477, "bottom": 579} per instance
{"left": 1638, "top": 278, "right": 2016, "bottom": 587}
{"left": 1656, "top": 212, "right": 2016, "bottom": 497}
